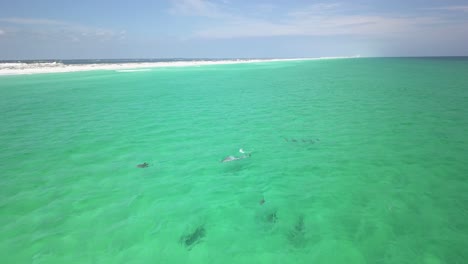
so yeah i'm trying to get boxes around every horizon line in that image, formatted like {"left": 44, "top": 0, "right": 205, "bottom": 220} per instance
{"left": 1, "top": 55, "right": 468, "bottom": 61}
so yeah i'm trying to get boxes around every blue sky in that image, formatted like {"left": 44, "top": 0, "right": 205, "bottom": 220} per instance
{"left": 1, "top": 0, "right": 468, "bottom": 59}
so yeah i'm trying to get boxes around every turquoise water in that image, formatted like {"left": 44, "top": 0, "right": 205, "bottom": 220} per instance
{"left": 1, "top": 58, "right": 468, "bottom": 263}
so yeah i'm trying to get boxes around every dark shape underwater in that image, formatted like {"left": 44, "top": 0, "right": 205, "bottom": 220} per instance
{"left": 288, "top": 215, "right": 307, "bottom": 247}
{"left": 136, "top": 162, "right": 149, "bottom": 168}
{"left": 180, "top": 226, "right": 206, "bottom": 250}
{"left": 266, "top": 211, "right": 278, "bottom": 223}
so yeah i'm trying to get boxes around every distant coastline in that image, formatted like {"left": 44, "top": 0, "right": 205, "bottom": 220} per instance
{"left": 0, "top": 57, "right": 357, "bottom": 76}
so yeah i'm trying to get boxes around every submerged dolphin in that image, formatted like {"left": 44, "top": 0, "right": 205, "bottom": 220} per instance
{"left": 221, "top": 154, "right": 251, "bottom": 163}
{"left": 221, "top": 148, "right": 252, "bottom": 163}
{"left": 137, "top": 162, "right": 149, "bottom": 168}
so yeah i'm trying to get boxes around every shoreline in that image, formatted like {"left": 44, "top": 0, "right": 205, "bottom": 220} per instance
{"left": 0, "top": 57, "right": 356, "bottom": 76}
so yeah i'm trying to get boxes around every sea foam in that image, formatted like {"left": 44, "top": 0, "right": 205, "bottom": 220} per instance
{"left": 0, "top": 57, "right": 358, "bottom": 76}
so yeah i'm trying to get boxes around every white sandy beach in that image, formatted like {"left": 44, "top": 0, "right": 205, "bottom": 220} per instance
{"left": 0, "top": 57, "right": 356, "bottom": 76}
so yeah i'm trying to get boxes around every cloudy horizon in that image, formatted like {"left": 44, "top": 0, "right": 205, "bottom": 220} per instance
{"left": 1, "top": 0, "right": 468, "bottom": 59}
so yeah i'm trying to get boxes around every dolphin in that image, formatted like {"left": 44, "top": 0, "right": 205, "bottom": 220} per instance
{"left": 221, "top": 154, "right": 251, "bottom": 163}
{"left": 137, "top": 162, "right": 149, "bottom": 168}
{"left": 222, "top": 156, "right": 239, "bottom": 163}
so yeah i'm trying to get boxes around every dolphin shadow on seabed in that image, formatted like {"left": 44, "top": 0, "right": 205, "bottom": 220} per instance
{"left": 179, "top": 225, "right": 206, "bottom": 250}
{"left": 256, "top": 207, "right": 279, "bottom": 229}
{"left": 266, "top": 211, "right": 278, "bottom": 223}
{"left": 287, "top": 215, "right": 307, "bottom": 248}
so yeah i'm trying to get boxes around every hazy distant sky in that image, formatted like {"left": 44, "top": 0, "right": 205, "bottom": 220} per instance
{"left": 1, "top": 0, "right": 468, "bottom": 59}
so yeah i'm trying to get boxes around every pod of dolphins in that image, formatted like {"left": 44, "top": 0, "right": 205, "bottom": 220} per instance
{"left": 135, "top": 139, "right": 315, "bottom": 250}
{"left": 283, "top": 137, "right": 320, "bottom": 144}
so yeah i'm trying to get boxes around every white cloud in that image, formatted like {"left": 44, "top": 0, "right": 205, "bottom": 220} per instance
{"left": 0, "top": 29, "right": 4, "bottom": 35}
{"left": 287, "top": 3, "right": 343, "bottom": 18}
{"left": 194, "top": 13, "right": 448, "bottom": 39}
{"left": 167, "top": 1, "right": 468, "bottom": 39}
{"left": 0, "top": 17, "right": 65, "bottom": 25}
{"left": 426, "top": 6, "right": 468, "bottom": 12}
{"left": 168, "top": 0, "right": 228, "bottom": 18}
{"left": 254, "top": 3, "right": 276, "bottom": 13}
{"left": 0, "top": 17, "right": 126, "bottom": 42}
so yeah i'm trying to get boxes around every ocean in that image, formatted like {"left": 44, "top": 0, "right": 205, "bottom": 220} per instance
{"left": 1, "top": 58, "right": 467, "bottom": 263}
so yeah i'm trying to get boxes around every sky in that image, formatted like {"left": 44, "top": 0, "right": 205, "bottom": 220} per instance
{"left": 0, "top": 0, "right": 468, "bottom": 59}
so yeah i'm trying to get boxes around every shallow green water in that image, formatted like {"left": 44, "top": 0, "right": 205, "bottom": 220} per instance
{"left": 1, "top": 58, "right": 468, "bottom": 263}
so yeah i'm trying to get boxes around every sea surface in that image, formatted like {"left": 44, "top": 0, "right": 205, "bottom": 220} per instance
{"left": 1, "top": 58, "right": 468, "bottom": 263}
